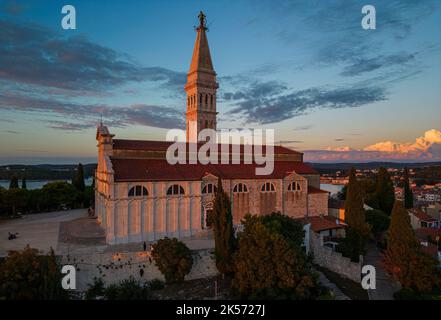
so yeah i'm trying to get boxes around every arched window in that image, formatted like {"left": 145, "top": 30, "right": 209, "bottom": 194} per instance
{"left": 287, "top": 181, "right": 301, "bottom": 192}
{"left": 128, "top": 185, "right": 148, "bottom": 197}
{"left": 233, "top": 183, "right": 248, "bottom": 193}
{"left": 199, "top": 94, "right": 202, "bottom": 104}
{"left": 167, "top": 184, "right": 185, "bottom": 196}
{"left": 205, "top": 94, "right": 208, "bottom": 106}
{"left": 202, "top": 183, "right": 217, "bottom": 195}
{"left": 261, "top": 182, "right": 275, "bottom": 192}
{"left": 210, "top": 94, "right": 214, "bottom": 107}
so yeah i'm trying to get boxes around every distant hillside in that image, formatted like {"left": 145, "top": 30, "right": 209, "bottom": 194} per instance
{"left": 307, "top": 162, "right": 441, "bottom": 174}
{"left": 0, "top": 163, "right": 97, "bottom": 180}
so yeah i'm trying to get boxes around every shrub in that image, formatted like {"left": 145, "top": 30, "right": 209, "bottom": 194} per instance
{"left": 151, "top": 237, "right": 193, "bottom": 283}
{"left": 85, "top": 277, "right": 105, "bottom": 300}
{"left": 147, "top": 278, "right": 165, "bottom": 291}
{"left": 103, "top": 277, "right": 150, "bottom": 300}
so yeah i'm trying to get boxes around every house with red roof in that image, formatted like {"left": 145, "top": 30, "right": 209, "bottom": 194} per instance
{"left": 94, "top": 15, "right": 329, "bottom": 244}
{"left": 408, "top": 208, "right": 439, "bottom": 229}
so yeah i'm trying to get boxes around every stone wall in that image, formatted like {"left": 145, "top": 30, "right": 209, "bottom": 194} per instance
{"left": 310, "top": 232, "right": 362, "bottom": 283}
{"left": 61, "top": 249, "right": 217, "bottom": 292}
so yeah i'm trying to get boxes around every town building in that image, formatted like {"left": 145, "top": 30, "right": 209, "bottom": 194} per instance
{"left": 408, "top": 208, "right": 439, "bottom": 229}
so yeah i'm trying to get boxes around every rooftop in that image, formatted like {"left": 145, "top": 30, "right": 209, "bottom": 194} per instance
{"left": 408, "top": 208, "right": 437, "bottom": 222}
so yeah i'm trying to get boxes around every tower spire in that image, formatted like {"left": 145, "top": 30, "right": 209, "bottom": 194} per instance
{"left": 185, "top": 12, "right": 219, "bottom": 143}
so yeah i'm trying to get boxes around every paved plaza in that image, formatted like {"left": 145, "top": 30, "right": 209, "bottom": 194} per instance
{"left": 0, "top": 209, "right": 214, "bottom": 257}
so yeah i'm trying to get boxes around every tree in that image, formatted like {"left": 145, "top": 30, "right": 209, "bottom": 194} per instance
{"left": 383, "top": 201, "right": 440, "bottom": 293}
{"left": 72, "top": 163, "right": 85, "bottom": 192}
{"left": 9, "top": 176, "right": 19, "bottom": 189}
{"left": 232, "top": 214, "right": 321, "bottom": 299}
{"left": 0, "top": 187, "right": 6, "bottom": 216}
{"left": 0, "top": 246, "right": 69, "bottom": 300}
{"left": 374, "top": 167, "right": 395, "bottom": 214}
{"left": 42, "top": 181, "right": 77, "bottom": 210}
{"left": 366, "top": 209, "right": 390, "bottom": 237}
{"left": 213, "top": 178, "right": 236, "bottom": 276}
{"left": 403, "top": 167, "right": 413, "bottom": 209}
{"left": 151, "top": 237, "right": 193, "bottom": 283}
{"left": 4, "top": 188, "right": 27, "bottom": 215}
{"left": 103, "top": 277, "right": 151, "bottom": 300}
{"left": 341, "top": 168, "right": 371, "bottom": 262}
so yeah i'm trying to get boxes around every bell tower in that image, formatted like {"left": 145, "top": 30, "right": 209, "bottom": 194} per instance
{"left": 185, "top": 11, "right": 219, "bottom": 143}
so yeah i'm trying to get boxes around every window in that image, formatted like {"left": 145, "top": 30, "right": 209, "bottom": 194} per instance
{"left": 128, "top": 185, "right": 148, "bottom": 197}
{"left": 287, "top": 181, "right": 301, "bottom": 192}
{"left": 205, "top": 120, "right": 209, "bottom": 128}
{"left": 205, "top": 94, "right": 208, "bottom": 106}
{"left": 167, "top": 184, "right": 185, "bottom": 196}
{"left": 233, "top": 183, "right": 248, "bottom": 193}
{"left": 199, "top": 94, "right": 202, "bottom": 104}
{"left": 202, "top": 183, "right": 217, "bottom": 194}
{"left": 261, "top": 182, "right": 275, "bottom": 192}
{"left": 210, "top": 95, "right": 214, "bottom": 107}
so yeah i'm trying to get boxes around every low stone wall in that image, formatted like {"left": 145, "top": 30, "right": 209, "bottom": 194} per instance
{"left": 60, "top": 248, "right": 217, "bottom": 292}
{"left": 310, "top": 232, "right": 362, "bottom": 283}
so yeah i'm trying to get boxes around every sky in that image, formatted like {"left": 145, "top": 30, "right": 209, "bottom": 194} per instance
{"left": 0, "top": 0, "right": 440, "bottom": 164}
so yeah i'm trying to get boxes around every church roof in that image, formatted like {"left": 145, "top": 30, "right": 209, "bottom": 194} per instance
{"left": 110, "top": 158, "right": 318, "bottom": 182}
{"left": 298, "top": 215, "right": 346, "bottom": 233}
{"left": 113, "top": 139, "right": 302, "bottom": 155}
{"left": 189, "top": 25, "right": 214, "bottom": 74}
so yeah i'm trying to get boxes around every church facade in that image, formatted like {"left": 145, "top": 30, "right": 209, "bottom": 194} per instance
{"left": 95, "top": 14, "right": 328, "bottom": 245}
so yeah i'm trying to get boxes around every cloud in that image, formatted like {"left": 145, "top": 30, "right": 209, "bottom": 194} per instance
{"left": 364, "top": 129, "right": 441, "bottom": 153}
{"left": 340, "top": 53, "right": 416, "bottom": 77}
{"left": 0, "top": 93, "right": 184, "bottom": 130}
{"left": 222, "top": 81, "right": 287, "bottom": 101}
{"left": 2, "top": 1, "right": 25, "bottom": 15}
{"left": 334, "top": 138, "right": 345, "bottom": 142}
{"left": 293, "top": 125, "right": 313, "bottom": 131}
{"left": 0, "top": 19, "right": 185, "bottom": 92}
{"left": 3, "top": 130, "right": 19, "bottom": 134}
{"left": 304, "top": 129, "right": 441, "bottom": 162}
{"left": 275, "top": 140, "right": 304, "bottom": 144}
{"left": 227, "top": 84, "right": 386, "bottom": 124}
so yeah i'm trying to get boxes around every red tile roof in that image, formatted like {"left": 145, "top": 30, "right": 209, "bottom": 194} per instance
{"left": 415, "top": 227, "right": 441, "bottom": 239}
{"left": 409, "top": 208, "right": 437, "bottom": 222}
{"left": 111, "top": 158, "right": 318, "bottom": 182}
{"left": 420, "top": 242, "right": 439, "bottom": 257}
{"left": 113, "top": 139, "right": 302, "bottom": 155}
{"left": 298, "top": 215, "right": 346, "bottom": 232}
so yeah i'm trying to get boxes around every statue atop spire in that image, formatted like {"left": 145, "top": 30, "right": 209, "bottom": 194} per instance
{"left": 197, "top": 11, "right": 207, "bottom": 30}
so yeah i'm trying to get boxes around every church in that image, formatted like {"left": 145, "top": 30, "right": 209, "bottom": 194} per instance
{"left": 95, "top": 13, "right": 329, "bottom": 244}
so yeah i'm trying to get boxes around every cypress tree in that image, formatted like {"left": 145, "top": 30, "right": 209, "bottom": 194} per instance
{"left": 342, "top": 168, "right": 370, "bottom": 262}
{"left": 374, "top": 167, "right": 395, "bottom": 214}
{"left": 73, "top": 163, "right": 85, "bottom": 192}
{"left": 403, "top": 168, "right": 413, "bottom": 209}
{"left": 383, "top": 201, "right": 440, "bottom": 292}
{"left": 9, "top": 176, "right": 19, "bottom": 189}
{"left": 21, "top": 177, "right": 27, "bottom": 190}
{"left": 213, "top": 178, "right": 236, "bottom": 276}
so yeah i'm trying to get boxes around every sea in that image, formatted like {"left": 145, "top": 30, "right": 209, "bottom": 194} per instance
{"left": 320, "top": 183, "right": 344, "bottom": 196}
{"left": 0, "top": 177, "right": 94, "bottom": 190}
